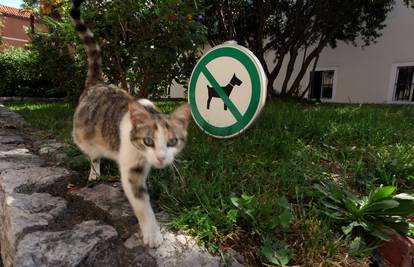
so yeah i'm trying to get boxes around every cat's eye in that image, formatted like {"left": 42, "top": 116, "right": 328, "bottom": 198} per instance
{"left": 167, "top": 138, "right": 178, "bottom": 147}
{"left": 143, "top": 137, "right": 154, "bottom": 147}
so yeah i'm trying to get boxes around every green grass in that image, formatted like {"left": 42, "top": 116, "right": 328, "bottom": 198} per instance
{"left": 5, "top": 101, "right": 74, "bottom": 142}
{"left": 6, "top": 100, "right": 414, "bottom": 266}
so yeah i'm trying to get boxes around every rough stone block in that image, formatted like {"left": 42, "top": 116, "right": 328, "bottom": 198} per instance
{"left": 72, "top": 184, "right": 134, "bottom": 221}
{"left": 71, "top": 184, "right": 137, "bottom": 238}
{"left": 0, "top": 166, "right": 72, "bottom": 195}
{"left": 0, "top": 193, "right": 67, "bottom": 267}
{"left": 15, "top": 221, "right": 119, "bottom": 267}
{"left": 124, "top": 231, "right": 222, "bottom": 267}
{"left": 0, "top": 136, "right": 24, "bottom": 145}
{"left": 0, "top": 148, "right": 44, "bottom": 172}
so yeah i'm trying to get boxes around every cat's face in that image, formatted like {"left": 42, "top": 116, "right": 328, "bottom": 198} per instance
{"left": 128, "top": 103, "right": 191, "bottom": 168}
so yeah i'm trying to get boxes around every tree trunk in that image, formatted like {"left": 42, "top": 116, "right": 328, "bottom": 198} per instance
{"left": 265, "top": 53, "right": 285, "bottom": 95}
{"left": 218, "top": 2, "right": 231, "bottom": 41}
{"left": 287, "top": 37, "right": 328, "bottom": 97}
{"left": 280, "top": 46, "right": 299, "bottom": 95}
{"left": 30, "top": 14, "right": 35, "bottom": 33}
{"left": 138, "top": 73, "right": 152, "bottom": 98}
{"left": 113, "top": 48, "right": 128, "bottom": 92}
{"left": 287, "top": 45, "right": 308, "bottom": 97}
{"left": 300, "top": 53, "right": 320, "bottom": 99}
{"left": 137, "top": 86, "right": 149, "bottom": 98}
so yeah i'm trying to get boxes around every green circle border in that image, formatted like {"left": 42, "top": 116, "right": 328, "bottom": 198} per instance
{"left": 189, "top": 46, "right": 262, "bottom": 137}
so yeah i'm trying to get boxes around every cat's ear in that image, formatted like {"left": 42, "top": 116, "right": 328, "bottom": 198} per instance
{"left": 171, "top": 103, "right": 191, "bottom": 129}
{"left": 128, "top": 102, "right": 150, "bottom": 127}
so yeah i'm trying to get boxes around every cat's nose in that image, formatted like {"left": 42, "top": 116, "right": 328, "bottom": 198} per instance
{"left": 156, "top": 155, "right": 166, "bottom": 164}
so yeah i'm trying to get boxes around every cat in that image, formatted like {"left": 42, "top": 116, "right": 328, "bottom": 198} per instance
{"left": 70, "top": 0, "right": 191, "bottom": 248}
{"left": 207, "top": 73, "right": 242, "bottom": 110}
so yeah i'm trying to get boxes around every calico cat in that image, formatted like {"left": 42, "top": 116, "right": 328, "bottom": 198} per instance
{"left": 70, "top": 0, "right": 191, "bottom": 248}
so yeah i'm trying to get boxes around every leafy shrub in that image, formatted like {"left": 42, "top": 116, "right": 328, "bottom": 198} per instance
{"left": 0, "top": 13, "right": 86, "bottom": 101}
{"left": 315, "top": 184, "right": 414, "bottom": 245}
{"left": 28, "top": 28, "right": 86, "bottom": 103}
{"left": 0, "top": 48, "right": 54, "bottom": 97}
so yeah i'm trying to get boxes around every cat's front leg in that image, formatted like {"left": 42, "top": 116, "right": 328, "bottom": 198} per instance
{"left": 120, "top": 163, "right": 163, "bottom": 248}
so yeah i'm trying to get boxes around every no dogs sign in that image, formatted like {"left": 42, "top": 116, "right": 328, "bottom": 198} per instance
{"left": 188, "top": 41, "right": 267, "bottom": 138}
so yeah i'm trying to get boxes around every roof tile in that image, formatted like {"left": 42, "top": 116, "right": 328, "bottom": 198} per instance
{"left": 0, "top": 4, "right": 31, "bottom": 19}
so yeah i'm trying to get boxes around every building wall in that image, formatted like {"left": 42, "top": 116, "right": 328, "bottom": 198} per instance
{"left": 169, "top": 81, "right": 186, "bottom": 98}
{"left": 0, "top": 15, "right": 31, "bottom": 49}
{"left": 270, "top": 1, "right": 414, "bottom": 103}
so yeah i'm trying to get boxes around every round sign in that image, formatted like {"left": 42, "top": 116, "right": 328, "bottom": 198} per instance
{"left": 188, "top": 41, "right": 267, "bottom": 138}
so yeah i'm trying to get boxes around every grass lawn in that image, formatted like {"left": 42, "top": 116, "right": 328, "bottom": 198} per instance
{"left": 6, "top": 100, "right": 414, "bottom": 266}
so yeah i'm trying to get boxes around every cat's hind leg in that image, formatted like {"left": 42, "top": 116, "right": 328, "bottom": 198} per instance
{"left": 73, "top": 129, "right": 102, "bottom": 181}
{"left": 88, "top": 158, "right": 101, "bottom": 181}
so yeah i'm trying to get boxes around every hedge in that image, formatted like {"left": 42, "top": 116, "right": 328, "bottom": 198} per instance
{"left": 0, "top": 48, "right": 56, "bottom": 97}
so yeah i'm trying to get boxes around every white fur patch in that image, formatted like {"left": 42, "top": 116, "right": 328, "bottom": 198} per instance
{"left": 137, "top": 99, "right": 157, "bottom": 109}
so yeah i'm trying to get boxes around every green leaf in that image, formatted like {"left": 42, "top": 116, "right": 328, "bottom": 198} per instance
{"left": 363, "top": 200, "right": 400, "bottom": 213}
{"left": 278, "top": 209, "right": 293, "bottom": 229}
{"left": 276, "top": 197, "right": 290, "bottom": 209}
{"left": 321, "top": 210, "right": 346, "bottom": 220}
{"left": 369, "top": 228, "right": 391, "bottom": 241}
{"left": 349, "top": 236, "right": 375, "bottom": 257}
{"left": 343, "top": 198, "right": 359, "bottom": 214}
{"left": 385, "top": 199, "right": 414, "bottom": 216}
{"left": 154, "top": 7, "right": 162, "bottom": 16}
{"left": 230, "top": 197, "right": 240, "bottom": 208}
{"left": 226, "top": 209, "right": 238, "bottom": 223}
{"left": 244, "top": 209, "right": 255, "bottom": 220}
{"left": 382, "top": 221, "right": 409, "bottom": 235}
{"left": 241, "top": 193, "right": 254, "bottom": 203}
{"left": 261, "top": 245, "right": 290, "bottom": 266}
{"left": 370, "top": 186, "right": 396, "bottom": 202}
{"left": 342, "top": 221, "right": 362, "bottom": 235}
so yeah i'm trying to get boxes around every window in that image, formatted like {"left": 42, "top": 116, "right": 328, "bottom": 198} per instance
{"left": 310, "top": 70, "right": 335, "bottom": 100}
{"left": 394, "top": 66, "right": 414, "bottom": 102}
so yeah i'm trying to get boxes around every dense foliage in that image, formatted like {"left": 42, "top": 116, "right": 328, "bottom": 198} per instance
{"left": 22, "top": 0, "right": 207, "bottom": 100}
{"left": 28, "top": 22, "right": 86, "bottom": 103}
{"left": 0, "top": 48, "right": 56, "bottom": 97}
{"left": 0, "top": 38, "right": 83, "bottom": 99}
{"left": 83, "top": 0, "right": 207, "bottom": 97}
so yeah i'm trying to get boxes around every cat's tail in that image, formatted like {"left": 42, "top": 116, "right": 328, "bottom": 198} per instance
{"left": 70, "top": 0, "right": 102, "bottom": 89}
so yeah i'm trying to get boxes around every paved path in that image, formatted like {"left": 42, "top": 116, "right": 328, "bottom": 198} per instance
{"left": 0, "top": 104, "right": 242, "bottom": 267}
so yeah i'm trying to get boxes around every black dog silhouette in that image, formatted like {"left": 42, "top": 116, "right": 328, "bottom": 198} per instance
{"left": 207, "top": 74, "right": 243, "bottom": 110}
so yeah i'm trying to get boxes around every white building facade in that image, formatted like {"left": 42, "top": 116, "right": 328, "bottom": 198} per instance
{"left": 270, "top": 1, "right": 414, "bottom": 104}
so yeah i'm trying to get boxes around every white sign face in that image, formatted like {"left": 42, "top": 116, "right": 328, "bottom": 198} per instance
{"left": 188, "top": 42, "right": 267, "bottom": 138}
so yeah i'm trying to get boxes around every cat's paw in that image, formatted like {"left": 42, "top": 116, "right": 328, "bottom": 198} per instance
{"left": 88, "top": 172, "right": 99, "bottom": 181}
{"left": 143, "top": 228, "right": 163, "bottom": 248}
